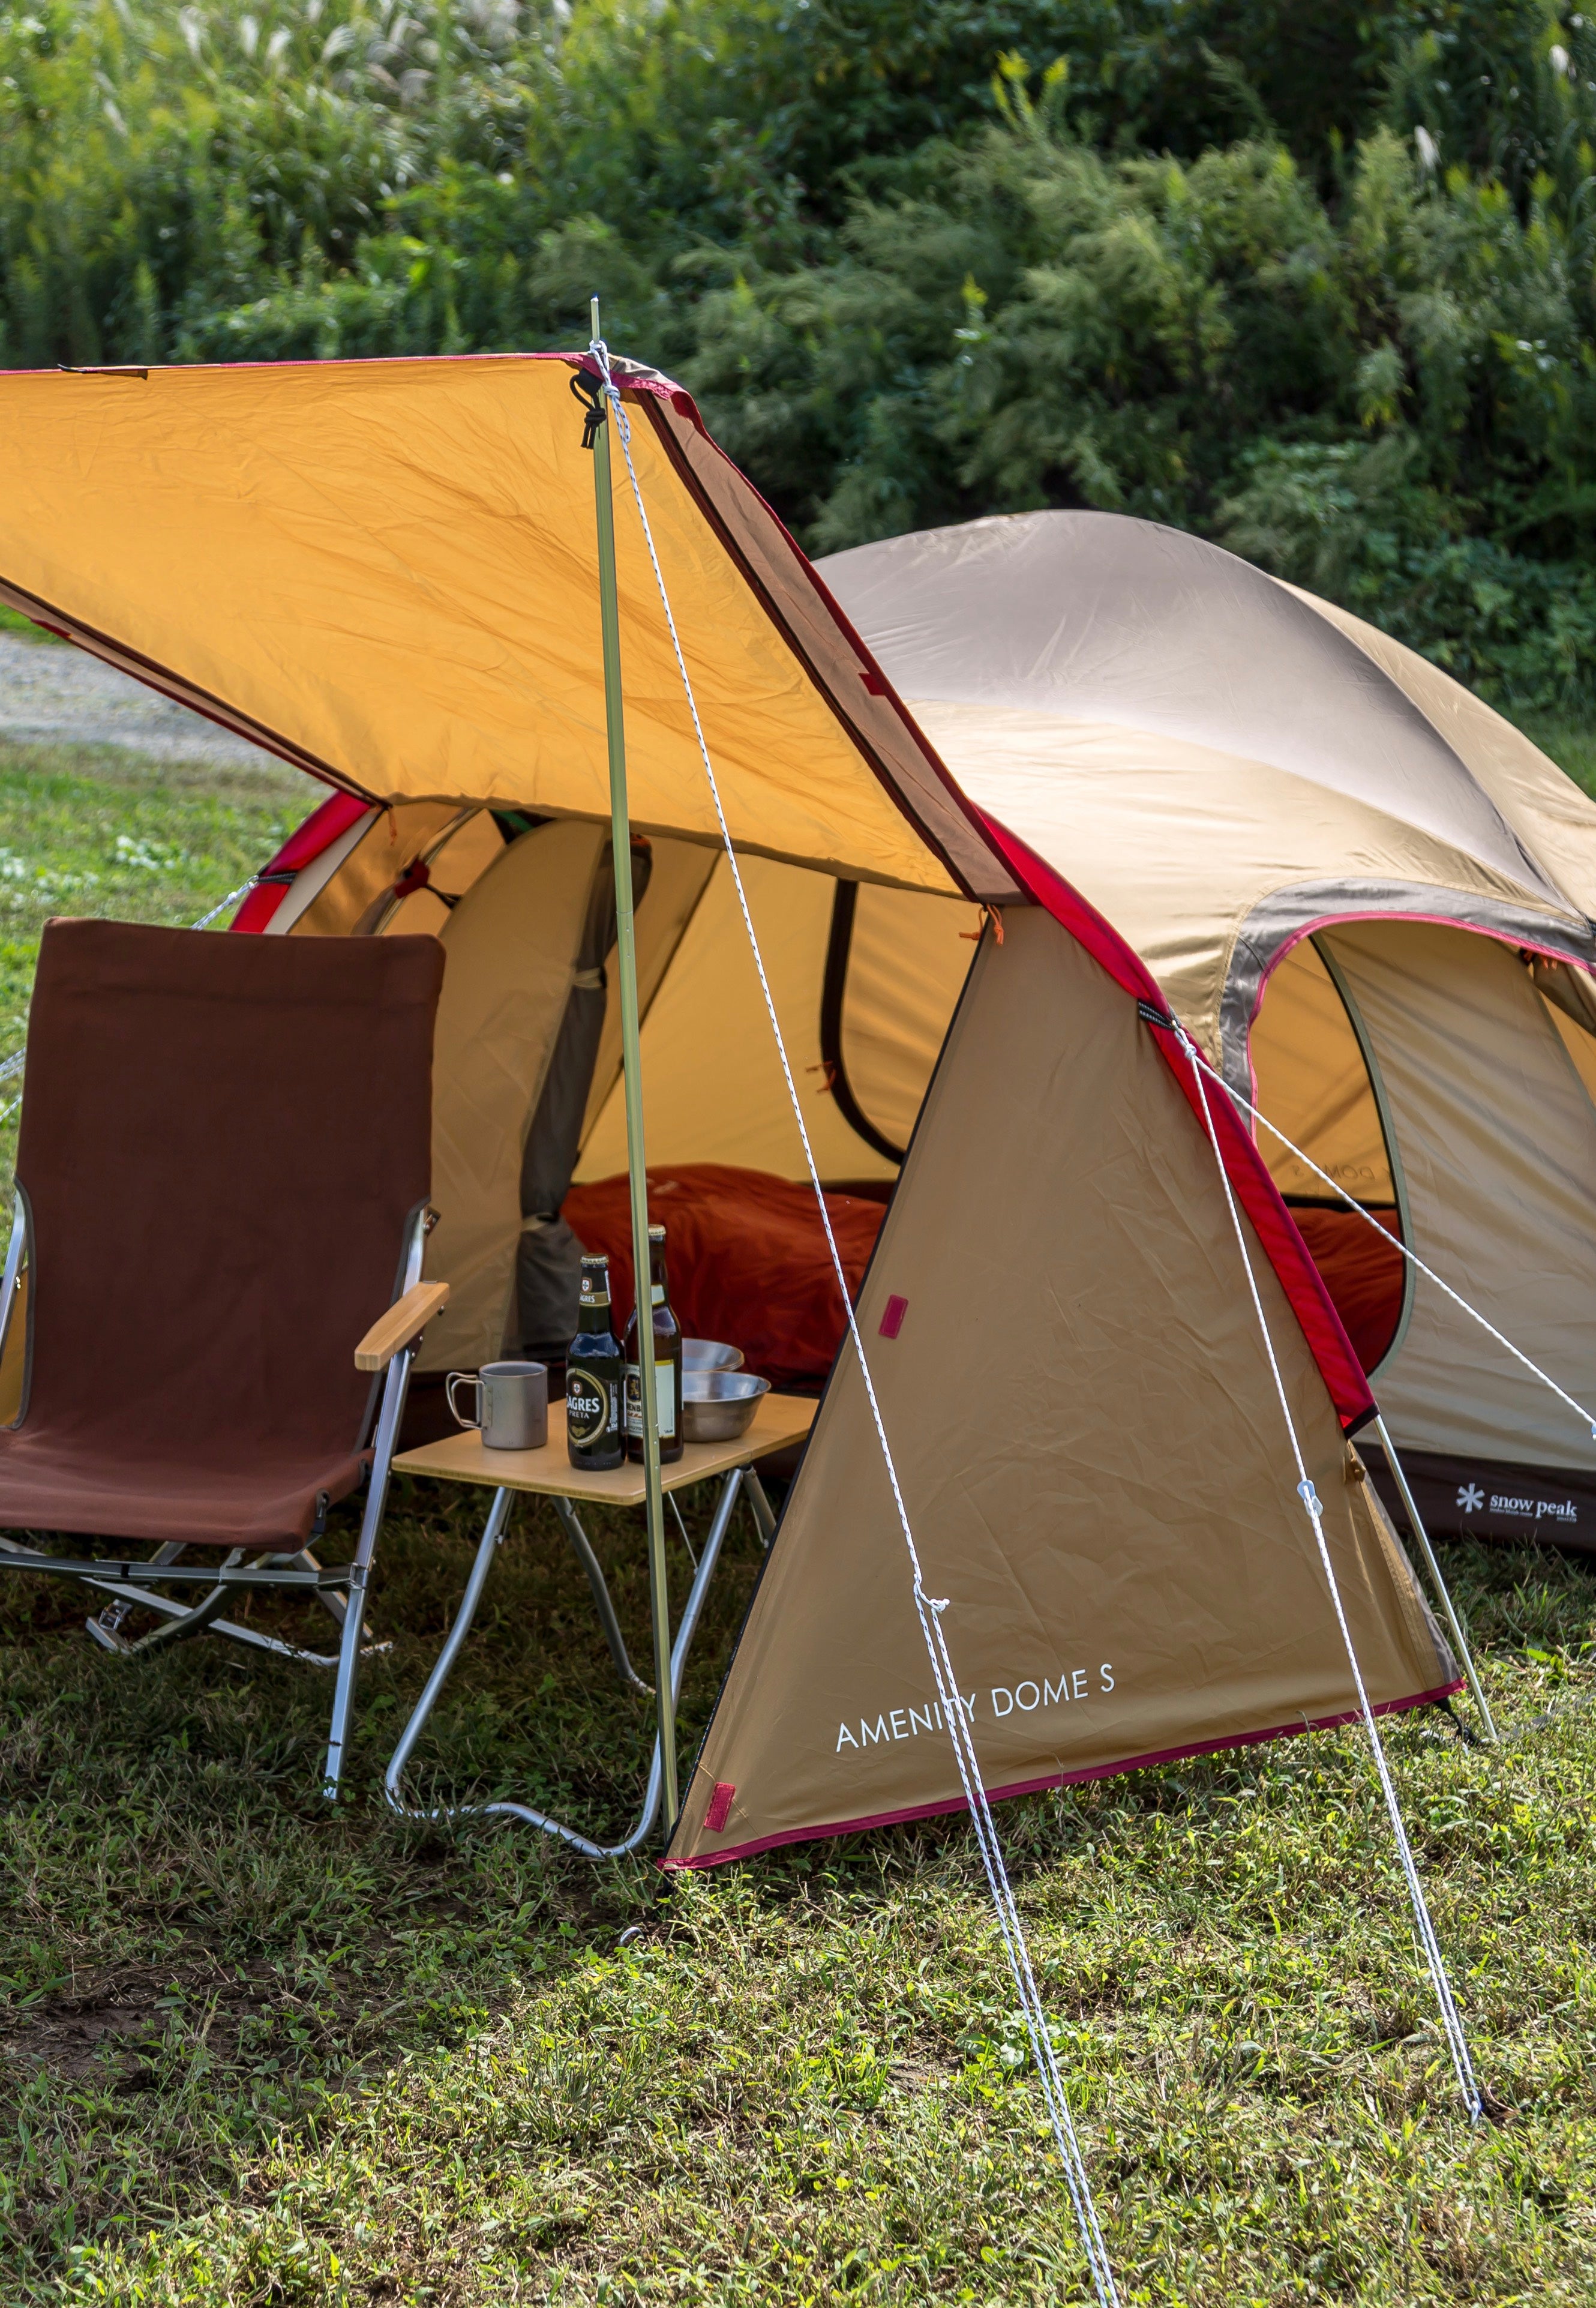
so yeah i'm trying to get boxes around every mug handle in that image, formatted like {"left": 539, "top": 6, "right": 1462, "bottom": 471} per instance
{"left": 446, "top": 1371, "right": 483, "bottom": 1429}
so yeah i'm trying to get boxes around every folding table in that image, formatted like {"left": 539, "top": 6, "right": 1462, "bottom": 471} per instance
{"left": 384, "top": 1392, "right": 814, "bottom": 1854}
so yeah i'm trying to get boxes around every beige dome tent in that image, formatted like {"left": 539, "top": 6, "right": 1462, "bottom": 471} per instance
{"left": 0, "top": 357, "right": 1458, "bottom": 1868}
{"left": 820, "top": 512, "right": 1596, "bottom": 1556}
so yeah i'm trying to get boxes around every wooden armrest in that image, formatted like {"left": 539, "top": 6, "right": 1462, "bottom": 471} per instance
{"left": 355, "top": 1281, "right": 449, "bottom": 1372}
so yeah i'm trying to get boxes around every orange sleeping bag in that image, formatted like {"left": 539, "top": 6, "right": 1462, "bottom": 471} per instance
{"left": 562, "top": 1165, "right": 886, "bottom": 1393}
{"left": 1289, "top": 1204, "right": 1406, "bottom": 1374}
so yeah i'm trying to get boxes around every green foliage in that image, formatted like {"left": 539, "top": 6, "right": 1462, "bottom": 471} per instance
{"left": 4, "top": 1, "right": 1596, "bottom": 712}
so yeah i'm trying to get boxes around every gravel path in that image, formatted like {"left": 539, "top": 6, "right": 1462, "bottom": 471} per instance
{"left": 0, "top": 633, "right": 285, "bottom": 770}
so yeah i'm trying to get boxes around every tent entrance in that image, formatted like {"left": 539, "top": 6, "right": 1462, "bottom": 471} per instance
{"left": 1252, "top": 918, "right": 1596, "bottom": 1537}
{"left": 258, "top": 799, "right": 983, "bottom": 1387}
{"left": 1250, "top": 935, "right": 1408, "bottom": 1375}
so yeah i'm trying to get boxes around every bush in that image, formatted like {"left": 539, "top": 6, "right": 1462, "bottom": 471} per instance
{"left": 4, "top": 1, "right": 1596, "bottom": 715}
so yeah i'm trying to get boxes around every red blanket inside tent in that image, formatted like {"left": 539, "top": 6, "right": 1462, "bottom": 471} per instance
{"left": 1290, "top": 1204, "right": 1406, "bottom": 1374}
{"left": 561, "top": 1165, "right": 886, "bottom": 1393}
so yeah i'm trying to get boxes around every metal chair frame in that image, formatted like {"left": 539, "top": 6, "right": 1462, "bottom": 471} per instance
{"left": 385, "top": 1464, "right": 775, "bottom": 1857}
{"left": 0, "top": 1199, "right": 435, "bottom": 1796}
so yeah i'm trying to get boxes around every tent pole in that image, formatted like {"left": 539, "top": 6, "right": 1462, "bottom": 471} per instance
{"left": 1371, "top": 1413, "right": 1498, "bottom": 1744}
{"left": 589, "top": 298, "right": 677, "bottom": 1831}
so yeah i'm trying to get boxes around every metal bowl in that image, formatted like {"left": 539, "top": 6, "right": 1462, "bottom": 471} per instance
{"left": 682, "top": 1368, "right": 769, "bottom": 1443}
{"left": 682, "top": 1338, "right": 745, "bottom": 1373}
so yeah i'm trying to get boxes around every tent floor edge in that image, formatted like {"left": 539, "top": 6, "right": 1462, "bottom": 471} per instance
{"left": 1365, "top": 1440, "right": 1596, "bottom": 1551}
{"left": 660, "top": 1678, "right": 1463, "bottom": 1870}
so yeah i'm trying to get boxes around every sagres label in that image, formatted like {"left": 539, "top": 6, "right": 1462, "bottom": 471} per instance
{"left": 566, "top": 1368, "right": 614, "bottom": 1449}
{"left": 835, "top": 1663, "right": 1116, "bottom": 1755}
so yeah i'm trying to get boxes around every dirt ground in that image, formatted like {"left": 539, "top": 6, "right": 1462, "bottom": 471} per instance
{"left": 0, "top": 631, "right": 283, "bottom": 771}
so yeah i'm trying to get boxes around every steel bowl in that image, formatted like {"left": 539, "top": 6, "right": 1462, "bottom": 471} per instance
{"left": 682, "top": 1338, "right": 745, "bottom": 1374}
{"left": 681, "top": 1368, "right": 769, "bottom": 1443}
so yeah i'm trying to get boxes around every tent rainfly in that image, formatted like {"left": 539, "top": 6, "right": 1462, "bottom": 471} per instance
{"left": 822, "top": 512, "right": 1596, "bottom": 1557}
{"left": 0, "top": 356, "right": 1459, "bottom": 1867}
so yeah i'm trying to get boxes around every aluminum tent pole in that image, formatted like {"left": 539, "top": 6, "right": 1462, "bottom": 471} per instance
{"left": 1372, "top": 1413, "right": 1498, "bottom": 1745}
{"left": 588, "top": 296, "right": 677, "bottom": 1830}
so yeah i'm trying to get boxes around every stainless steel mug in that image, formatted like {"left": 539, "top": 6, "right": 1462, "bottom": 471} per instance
{"left": 446, "top": 1360, "right": 548, "bottom": 1450}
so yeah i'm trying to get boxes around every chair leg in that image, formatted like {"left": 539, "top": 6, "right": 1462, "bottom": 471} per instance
{"left": 87, "top": 1542, "right": 185, "bottom": 1646}
{"left": 280, "top": 1550, "right": 394, "bottom": 1661}
{"left": 297, "top": 1548, "right": 347, "bottom": 1627}
{"left": 322, "top": 1340, "right": 416, "bottom": 1797}
{"left": 88, "top": 1551, "right": 245, "bottom": 1656}
{"left": 80, "top": 1546, "right": 369, "bottom": 1668}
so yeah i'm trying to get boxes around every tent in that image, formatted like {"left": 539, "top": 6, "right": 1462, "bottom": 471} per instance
{"left": 820, "top": 511, "right": 1596, "bottom": 1555}
{"left": 0, "top": 356, "right": 1457, "bottom": 1868}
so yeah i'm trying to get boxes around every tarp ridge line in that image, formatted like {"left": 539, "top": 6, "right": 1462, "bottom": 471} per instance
{"left": 1175, "top": 1020, "right": 1483, "bottom": 2123}
{"left": 591, "top": 332, "right": 1121, "bottom": 2308}
{"left": 604, "top": 364, "right": 1019, "bottom": 909}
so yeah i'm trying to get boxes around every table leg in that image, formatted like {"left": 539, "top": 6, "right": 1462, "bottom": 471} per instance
{"left": 550, "top": 1495, "right": 652, "bottom": 1694}
{"left": 743, "top": 1468, "right": 777, "bottom": 1549}
{"left": 384, "top": 1469, "right": 746, "bottom": 1855}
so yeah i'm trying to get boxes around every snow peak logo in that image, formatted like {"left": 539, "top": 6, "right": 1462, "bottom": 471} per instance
{"left": 1456, "top": 1480, "right": 1577, "bottom": 1525}
{"left": 835, "top": 1664, "right": 1115, "bottom": 1755}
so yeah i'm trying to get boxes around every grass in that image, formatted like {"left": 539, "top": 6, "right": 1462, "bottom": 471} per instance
{"left": 1, "top": 733, "right": 1595, "bottom": 2304}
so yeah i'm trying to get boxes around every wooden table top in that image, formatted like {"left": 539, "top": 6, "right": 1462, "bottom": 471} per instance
{"left": 393, "top": 1392, "right": 816, "bottom": 1504}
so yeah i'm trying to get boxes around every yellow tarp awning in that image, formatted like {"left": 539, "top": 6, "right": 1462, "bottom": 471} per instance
{"left": 0, "top": 355, "right": 1015, "bottom": 900}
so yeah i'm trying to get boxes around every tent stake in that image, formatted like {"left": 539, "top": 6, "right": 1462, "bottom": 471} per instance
{"left": 589, "top": 296, "right": 677, "bottom": 1831}
{"left": 1372, "top": 1413, "right": 1498, "bottom": 1743}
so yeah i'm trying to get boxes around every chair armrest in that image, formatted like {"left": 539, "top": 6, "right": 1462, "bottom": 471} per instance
{"left": 355, "top": 1281, "right": 449, "bottom": 1372}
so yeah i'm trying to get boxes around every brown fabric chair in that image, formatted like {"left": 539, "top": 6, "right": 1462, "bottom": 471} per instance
{"left": 0, "top": 918, "right": 448, "bottom": 1793}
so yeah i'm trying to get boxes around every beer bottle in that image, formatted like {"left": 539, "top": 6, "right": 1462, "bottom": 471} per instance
{"left": 566, "top": 1254, "right": 624, "bottom": 1472}
{"left": 623, "top": 1222, "right": 684, "bottom": 1464}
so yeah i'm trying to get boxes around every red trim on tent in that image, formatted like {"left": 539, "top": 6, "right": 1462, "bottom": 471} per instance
{"left": 232, "top": 791, "right": 372, "bottom": 934}
{"left": 976, "top": 812, "right": 1376, "bottom": 1436}
{"left": 663, "top": 1678, "right": 1463, "bottom": 1869}
{"left": 599, "top": 367, "right": 1018, "bottom": 905}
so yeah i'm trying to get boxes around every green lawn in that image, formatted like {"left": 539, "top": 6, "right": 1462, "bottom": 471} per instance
{"left": 0, "top": 733, "right": 1594, "bottom": 2304}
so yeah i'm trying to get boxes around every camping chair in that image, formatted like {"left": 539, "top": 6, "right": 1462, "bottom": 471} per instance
{"left": 0, "top": 918, "right": 447, "bottom": 1794}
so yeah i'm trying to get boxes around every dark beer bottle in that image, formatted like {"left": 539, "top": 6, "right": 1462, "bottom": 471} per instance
{"left": 566, "top": 1254, "right": 624, "bottom": 1472}
{"left": 623, "top": 1222, "right": 684, "bottom": 1463}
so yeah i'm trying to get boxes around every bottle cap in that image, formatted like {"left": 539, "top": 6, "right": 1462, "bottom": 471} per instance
{"left": 647, "top": 1223, "right": 666, "bottom": 1242}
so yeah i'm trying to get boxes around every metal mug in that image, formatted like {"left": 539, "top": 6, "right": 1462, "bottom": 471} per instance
{"left": 446, "top": 1360, "right": 548, "bottom": 1451}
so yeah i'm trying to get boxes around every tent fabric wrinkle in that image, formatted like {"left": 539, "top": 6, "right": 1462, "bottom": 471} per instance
{"left": 980, "top": 813, "right": 1376, "bottom": 1435}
